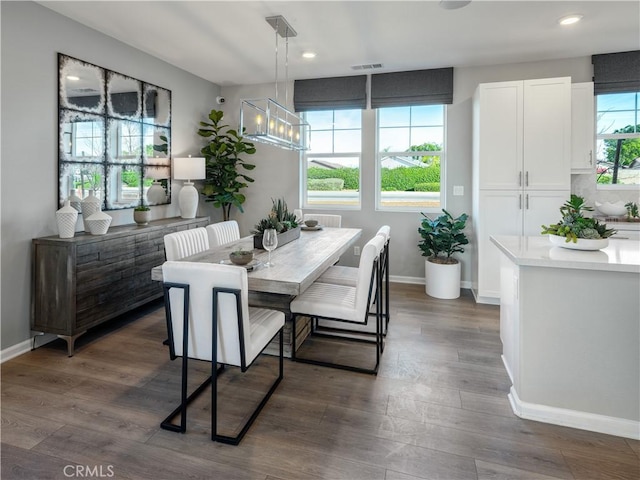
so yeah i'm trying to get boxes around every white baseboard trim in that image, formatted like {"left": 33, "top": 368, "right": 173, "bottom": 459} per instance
{"left": 508, "top": 386, "right": 640, "bottom": 440}
{"left": 1, "top": 334, "right": 56, "bottom": 364}
{"left": 501, "top": 354, "right": 514, "bottom": 384}
{"left": 389, "top": 275, "right": 472, "bottom": 290}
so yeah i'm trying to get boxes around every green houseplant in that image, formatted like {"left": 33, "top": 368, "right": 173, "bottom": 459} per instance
{"left": 133, "top": 200, "right": 151, "bottom": 225}
{"left": 541, "top": 195, "right": 616, "bottom": 243}
{"left": 197, "top": 109, "right": 256, "bottom": 221}
{"left": 251, "top": 198, "right": 300, "bottom": 249}
{"left": 418, "top": 209, "right": 469, "bottom": 299}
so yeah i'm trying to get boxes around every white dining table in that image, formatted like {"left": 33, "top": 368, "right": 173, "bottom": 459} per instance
{"left": 151, "top": 227, "right": 362, "bottom": 356}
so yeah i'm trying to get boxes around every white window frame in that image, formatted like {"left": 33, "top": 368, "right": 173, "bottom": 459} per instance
{"left": 301, "top": 110, "right": 362, "bottom": 210}
{"left": 375, "top": 106, "right": 447, "bottom": 213}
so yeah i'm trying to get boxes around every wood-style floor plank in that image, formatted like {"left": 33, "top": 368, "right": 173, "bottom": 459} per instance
{"left": 2, "top": 283, "right": 638, "bottom": 480}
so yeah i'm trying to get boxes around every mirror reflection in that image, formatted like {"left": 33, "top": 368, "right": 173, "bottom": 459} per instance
{"left": 58, "top": 54, "right": 172, "bottom": 210}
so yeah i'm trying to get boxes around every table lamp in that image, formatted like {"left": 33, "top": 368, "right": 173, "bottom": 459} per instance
{"left": 173, "top": 156, "right": 205, "bottom": 219}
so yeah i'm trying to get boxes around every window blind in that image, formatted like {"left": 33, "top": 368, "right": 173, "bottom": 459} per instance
{"left": 371, "top": 68, "right": 453, "bottom": 108}
{"left": 592, "top": 50, "right": 640, "bottom": 94}
{"left": 294, "top": 75, "right": 367, "bottom": 111}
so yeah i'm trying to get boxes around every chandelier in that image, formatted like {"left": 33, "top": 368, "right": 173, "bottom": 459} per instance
{"left": 240, "top": 16, "right": 309, "bottom": 151}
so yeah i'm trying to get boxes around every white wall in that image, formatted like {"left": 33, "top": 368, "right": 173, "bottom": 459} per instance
{"left": 0, "top": 1, "right": 220, "bottom": 350}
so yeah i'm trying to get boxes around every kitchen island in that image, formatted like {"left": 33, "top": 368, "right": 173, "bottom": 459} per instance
{"left": 491, "top": 235, "right": 640, "bottom": 439}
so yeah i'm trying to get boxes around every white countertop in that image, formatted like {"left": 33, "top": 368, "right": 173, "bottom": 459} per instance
{"left": 490, "top": 235, "right": 640, "bottom": 273}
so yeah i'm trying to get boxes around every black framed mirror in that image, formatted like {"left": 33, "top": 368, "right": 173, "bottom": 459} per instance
{"left": 58, "top": 54, "right": 172, "bottom": 210}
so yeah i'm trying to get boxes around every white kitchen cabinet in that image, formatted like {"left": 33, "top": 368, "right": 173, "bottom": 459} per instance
{"left": 472, "top": 77, "right": 571, "bottom": 304}
{"left": 473, "top": 77, "right": 571, "bottom": 192}
{"left": 571, "top": 82, "right": 595, "bottom": 173}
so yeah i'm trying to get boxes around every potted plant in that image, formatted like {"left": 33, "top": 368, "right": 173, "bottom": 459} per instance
{"left": 625, "top": 201, "right": 640, "bottom": 222}
{"left": 251, "top": 198, "right": 300, "bottom": 249}
{"left": 133, "top": 201, "right": 151, "bottom": 226}
{"left": 541, "top": 195, "right": 616, "bottom": 249}
{"left": 418, "top": 209, "right": 469, "bottom": 299}
{"left": 198, "top": 109, "right": 256, "bottom": 221}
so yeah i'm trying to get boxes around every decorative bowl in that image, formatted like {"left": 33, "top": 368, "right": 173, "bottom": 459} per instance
{"left": 304, "top": 219, "right": 318, "bottom": 227}
{"left": 229, "top": 250, "right": 254, "bottom": 265}
{"left": 595, "top": 201, "right": 627, "bottom": 217}
{"left": 548, "top": 234, "right": 609, "bottom": 251}
{"left": 86, "top": 211, "right": 112, "bottom": 235}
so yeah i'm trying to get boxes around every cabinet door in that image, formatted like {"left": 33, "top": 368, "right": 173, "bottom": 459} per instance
{"left": 475, "top": 81, "right": 523, "bottom": 190}
{"left": 571, "top": 82, "right": 595, "bottom": 173}
{"left": 522, "top": 190, "right": 570, "bottom": 236}
{"left": 476, "top": 190, "right": 523, "bottom": 301}
{"left": 523, "top": 77, "right": 571, "bottom": 190}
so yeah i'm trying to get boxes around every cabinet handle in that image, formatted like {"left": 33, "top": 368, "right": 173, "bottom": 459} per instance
{"left": 526, "top": 194, "right": 529, "bottom": 209}
{"left": 519, "top": 194, "right": 522, "bottom": 210}
{"left": 589, "top": 150, "right": 593, "bottom": 165}
{"left": 519, "top": 171, "right": 522, "bottom": 187}
{"left": 525, "top": 171, "right": 529, "bottom": 187}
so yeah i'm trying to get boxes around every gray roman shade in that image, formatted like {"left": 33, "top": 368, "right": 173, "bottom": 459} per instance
{"left": 592, "top": 50, "right": 640, "bottom": 94}
{"left": 371, "top": 68, "right": 453, "bottom": 108}
{"left": 294, "top": 75, "right": 367, "bottom": 111}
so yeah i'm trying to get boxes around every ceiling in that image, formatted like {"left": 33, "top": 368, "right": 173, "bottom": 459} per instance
{"left": 39, "top": 1, "right": 639, "bottom": 87}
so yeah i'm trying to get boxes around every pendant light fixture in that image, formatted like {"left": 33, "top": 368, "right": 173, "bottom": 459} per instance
{"left": 240, "top": 16, "right": 309, "bottom": 151}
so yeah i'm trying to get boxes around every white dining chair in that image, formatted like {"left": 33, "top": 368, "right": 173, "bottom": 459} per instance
{"left": 161, "top": 261, "right": 284, "bottom": 444}
{"left": 293, "top": 209, "right": 304, "bottom": 223}
{"left": 163, "top": 227, "right": 210, "bottom": 261}
{"left": 290, "top": 235, "right": 385, "bottom": 374}
{"left": 206, "top": 220, "right": 240, "bottom": 247}
{"left": 303, "top": 213, "right": 342, "bottom": 228}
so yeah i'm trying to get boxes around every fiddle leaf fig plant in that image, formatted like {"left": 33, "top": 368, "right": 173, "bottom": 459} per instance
{"left": 198, "top": 109, "right": 256, "bottom": 221}
{"left": 418, "top": 209, "right": 469, "bottom": 265}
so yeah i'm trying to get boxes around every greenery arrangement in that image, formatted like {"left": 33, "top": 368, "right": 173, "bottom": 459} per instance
{"left": 541, "top": 195, "right": 616, "bottom": 242}
{"left": 197, "top": 109, "right": 256, "bottom": 221}
{"left": 418, "top": 209, "right": 469, "bottom": 265}
{"left": 626, "top": 202, "right": 639, "bottom": 221}
{"left": 251, "top": 198, "right": 299, "bottom": 235}
{"left": 134, "top": 203, "right": 150, "bottom": 212}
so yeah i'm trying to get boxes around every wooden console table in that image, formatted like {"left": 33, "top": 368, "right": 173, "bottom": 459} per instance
{"left": 31, "top": 217, "right": 209, "bottom": 355}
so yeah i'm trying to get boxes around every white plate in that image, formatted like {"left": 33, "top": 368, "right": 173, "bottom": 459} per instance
{"left": 219, "top": 259, "right": 263, "bottom": 271}
{"left": 548, "top": 234, "right": 609, "bottom": 251}
{"left": 301, "top": 225, "right": 324, "bottom": 231}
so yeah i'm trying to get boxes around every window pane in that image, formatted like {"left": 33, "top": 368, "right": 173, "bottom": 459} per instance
{"left": 333, "top": 109, "right": 361, "bottom": 129}
{"left": 410, "top": 126, "right": 444, "bottom": 147}
{"left": 308, "top": 130, "right": 333, "bottom": 154}
{"left": 411, "top": 105, "right": 444, "bottom": 126}
{"left": 598, "top": 111, "right": 638, "bottom": 134}
{"left": 597, "top": 92, "right": 636, "bottom": 112}
{"left": 595, "top": 138, "right": 640, "bottom": 185}
{"left": 379, "top": 154, "right": 441, "bottom": 208}
{"left": 305, "top": 110, "right": 334, "bottom": 130}
{"left": 379, "top": 106, "right": 410, "bottom": 127}
{"left": 306, "top": 156, "right": 360, "bottom": 206}
{"left": 334, "top": 129, "right": 361, "bottom": 153}
{"left": 379, "top": 127, "right": 409, "bottom": 152}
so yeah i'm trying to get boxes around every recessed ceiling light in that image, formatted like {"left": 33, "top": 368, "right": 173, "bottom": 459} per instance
{"left": 559, "top": 14, "right": 583, "bottom": 26}
{"left": 302, "top": 52, "right": 317, "bottom": 59}
{"left": 66, "top": 75, "right": 80, "bottom": 81}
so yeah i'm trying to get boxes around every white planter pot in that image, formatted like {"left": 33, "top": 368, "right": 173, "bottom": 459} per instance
{"left": 425, "top": 258, "right": 461, "bottom": 299}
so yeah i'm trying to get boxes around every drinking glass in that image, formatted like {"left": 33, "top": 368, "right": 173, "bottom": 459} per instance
{"left": 262, "top": 229, "right": 278, "bottom": 267}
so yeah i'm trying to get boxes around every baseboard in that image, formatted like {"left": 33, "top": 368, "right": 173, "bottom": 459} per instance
{"left": 389, "top": 275, "right": 472, "bottom": 290}
{"left": 501, "top": 354, "right": 514, "bottom": 383}
{"left": 1, "top": 334, "right": 56, "bottom": 364}
{"left": 508, "top": 386, "right": 640, "bottom": 440}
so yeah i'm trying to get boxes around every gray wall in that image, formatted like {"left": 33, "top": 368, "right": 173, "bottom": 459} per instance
{"left": 217, "top": 57, "right": 600, "bottom": 284}
{"left": 1, "top": 1, "right": 219, "bottom": 350}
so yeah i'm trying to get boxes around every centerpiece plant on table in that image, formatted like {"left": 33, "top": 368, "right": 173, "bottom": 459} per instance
{"left": 541, "top": 195, "right": 616, "bottom": 243}
{"left": 251, "top": 198, "right": 301, "bottom": 249}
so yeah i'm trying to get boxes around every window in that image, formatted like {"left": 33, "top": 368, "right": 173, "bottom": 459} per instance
{"left": 302, "top": 109, "right": 361, "bottom": 207}
{"left": 595, "top": 92, "right": 640, "bottom": 187}
{"left": 376, "top": 105, "right": 445, "bottom": 211}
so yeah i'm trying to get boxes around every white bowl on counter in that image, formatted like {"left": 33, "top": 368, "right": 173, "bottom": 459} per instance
{"left": 595, "top": 201, "right": 627, "bottom": 217}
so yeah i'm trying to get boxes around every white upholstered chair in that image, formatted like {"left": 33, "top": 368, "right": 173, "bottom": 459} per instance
{"left": 290, "top": 235, "right": 385, "bottom": 374}
{"left": 206, "top": 220, "right": 240, "bottom": 247}
{"left": 161, "top": 261, "right": 284, "bottom": 444}
{"left": 293, "top": 209, "right": 304, "bottom": 223}
{"left": 163, "top": 227, "right": 210, "bottom": 261}
{"left": 303, "top": 213, "right": 342, "bottom": 228}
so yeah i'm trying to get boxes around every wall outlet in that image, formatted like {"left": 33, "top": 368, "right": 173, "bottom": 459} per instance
{"left": 354, "top": 246, "right": 360, "bottom": 256}
{"left": 453, "top": 185, "right": 464, "bottom": 196}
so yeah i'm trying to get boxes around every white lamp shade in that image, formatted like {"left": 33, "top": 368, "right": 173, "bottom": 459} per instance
{"left": 173, "top": 157, "right": 205, "bottom": 180}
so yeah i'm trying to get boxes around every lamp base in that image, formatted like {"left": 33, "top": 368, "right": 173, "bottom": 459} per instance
{"left": 178, "top": 182, "right": 198, "bottom": 219}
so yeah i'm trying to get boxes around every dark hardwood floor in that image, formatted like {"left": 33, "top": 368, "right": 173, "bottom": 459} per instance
{"left": 2, "top": 284, "right": 638, "bottom": 480}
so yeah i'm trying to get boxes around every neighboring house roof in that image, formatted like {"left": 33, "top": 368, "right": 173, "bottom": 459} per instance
{"left": 308, "top": 159, "right": 343, "bottom": 169}
{"left": 380, "top": 155, "right": 425, "bottom": 169}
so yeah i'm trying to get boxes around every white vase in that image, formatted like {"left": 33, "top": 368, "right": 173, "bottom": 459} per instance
{"left": 86, "top": 211, "right": 112, "bottom": 235}
{"left": 425, "top": 258, "right": 461, "bottom": 299}
{"left": 68, "top": 189, "right": 83, "bottom": 213}
{"left": 81, "top": 189, "right": 101, "bottom": 231}
{"left": 56, "top": 200, "right": 78, "bottom": 238}
{"left": 146, "top": 181, "right": 167, "bottom": 204}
